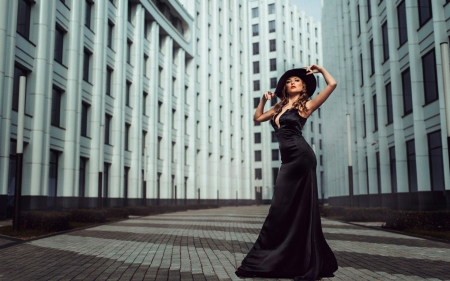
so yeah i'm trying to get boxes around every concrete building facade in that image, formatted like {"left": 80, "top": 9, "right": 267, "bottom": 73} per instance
{"left": 321, "top": 0, "right": 450, "bottom": 210}
{"left": 248, "top": 0, "right": 325, "bottom": 203}
{"left": 0, "top": 0, "right": 253, "bottom": 218}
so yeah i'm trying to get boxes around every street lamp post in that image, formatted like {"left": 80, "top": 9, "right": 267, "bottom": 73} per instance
{"left": 13, "top": 76, "right": 26, "bottom": 232}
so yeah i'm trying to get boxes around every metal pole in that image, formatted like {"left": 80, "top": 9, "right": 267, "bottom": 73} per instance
{"left": 347, "top": 114, "right": 354, "bottom": 207}
{"left": 13, "top": 76, "right": 26, "bottom": 231}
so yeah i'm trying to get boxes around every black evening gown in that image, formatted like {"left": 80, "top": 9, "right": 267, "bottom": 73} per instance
{"left": 235, "top": 109, "right": 338, "bottom": 281}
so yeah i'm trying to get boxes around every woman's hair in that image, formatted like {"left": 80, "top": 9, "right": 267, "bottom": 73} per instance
{"left": 271, "top": 83, "right": 309, "bottom": 121}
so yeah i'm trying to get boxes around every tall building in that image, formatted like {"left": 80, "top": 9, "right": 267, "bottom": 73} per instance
{"left": 0, "top": 0, "right": 253, "bottom": 218}
{"left": 322, "top": 0, "right": 450, "bottom": 210}
{"left": 248, "top": 0, "right": 324, "bottom": 203}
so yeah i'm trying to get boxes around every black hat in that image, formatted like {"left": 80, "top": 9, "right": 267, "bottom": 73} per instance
{"left": 275, "top": 68, "right": 317, "bottom": 99}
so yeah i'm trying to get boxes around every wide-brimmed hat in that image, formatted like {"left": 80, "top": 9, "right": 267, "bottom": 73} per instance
{"left": 275, "top": 68, "right": 317, "bottom": 99}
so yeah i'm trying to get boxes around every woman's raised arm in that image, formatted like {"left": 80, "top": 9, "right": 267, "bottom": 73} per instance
{"left": 304, "top": 65, "right": 337, "bottom": 114}
{"left": 254, "top": 91, "right": 276, "bottom": 122}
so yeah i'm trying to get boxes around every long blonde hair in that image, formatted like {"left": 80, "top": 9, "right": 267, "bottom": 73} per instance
{"left": 271, "top": 84, "right": 310, "bottom": 121}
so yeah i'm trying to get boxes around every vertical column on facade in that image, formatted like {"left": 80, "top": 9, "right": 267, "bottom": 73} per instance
{"left": 110, "top": 0, "right": 127, "bottom": 204}
{"left": 88, "top": 0, "right": 107, "bottom": 203}
{"left": 431, "top": 2, "right": 450, "bottom": 192}
{"left": 28, "top": 1, "right": 56, "bottom": 206}
{"left": 372, "top": 1, "right": 391, "bottom": 207}
{"left": 129, "top": 4, "right": 145, "bottom": 201}
{"left": 385, "top": 1, "right": 408, "bottom": 200}
{"left": 161, "top": 36, "right": 173, "bottom": 202}
{"left": 174, "top": 48, "right": 185, "bottom": 203}
{"left": 349, "top": 2, "right": 368, "bottom": 204}
{"left": 405, "top": 1, "right": 431, "bottom": 210}
{"left": 0, "top": 1, "right": 17, "bottom": 196}
{"left": 147, "top": 21, "right": 159, "bottom": 201}
{"left": 186, "top": 54, "right": 196, "bottom": 202}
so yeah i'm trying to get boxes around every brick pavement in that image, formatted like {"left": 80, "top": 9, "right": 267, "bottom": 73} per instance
{"left": 0, "top": 205, "right": 449, "bottom": 281}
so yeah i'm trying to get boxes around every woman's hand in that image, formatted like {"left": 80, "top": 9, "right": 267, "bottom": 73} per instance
{"left": 304, "top": 64, "right": 323, "bottom": 75}
{"left": 263, "top": 91, "right": 276, "bottom": 101}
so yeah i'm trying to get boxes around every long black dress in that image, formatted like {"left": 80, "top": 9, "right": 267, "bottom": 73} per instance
{"left": 235, "top": 109, "right": 338, "bottom": 281}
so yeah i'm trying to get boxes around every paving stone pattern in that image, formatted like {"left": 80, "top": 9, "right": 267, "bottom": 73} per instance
{"left": 0, "top": 206, "right": 449, "bottom": 281}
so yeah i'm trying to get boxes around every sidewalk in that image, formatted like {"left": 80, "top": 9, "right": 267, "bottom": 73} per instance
{"left": 0, "top": 205, "right": 449, "bottom": 281}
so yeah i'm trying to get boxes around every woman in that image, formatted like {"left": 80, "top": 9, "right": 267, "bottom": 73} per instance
{"left": 235, "top": 65, "right": 338, "bottom": 281}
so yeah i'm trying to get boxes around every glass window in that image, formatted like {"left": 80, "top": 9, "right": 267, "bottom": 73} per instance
{"left": 269, "top": 39, "right": 276, "bottom": 51}
{"left": 270, "top": 58, "right": 276, "bottom": 71}
{"left": 125, "top": 123, "right": 130, "bottom": 150}
{"left": 254, "top": 97, "right": 260, "bottom": 108}
{"left": 254, "top": 133, "right": 261, "bottom": 143}
{"left": 376, "top": 151, "right": 381, "bottom": 193}
{"left": 362, "top": 103, "right": 367, "bottom": 138}
{"left": 253, "top": 80, "right": 260, "bottom": 91}
{"left": 406, "top": 139, "right": 417, "bottom": 192}
{"left": 373, "top": 94, "right": 378, "bottom": 131}
{"left": 85, "top": 0, "right": 93, "bottom": 29}
{"left": 357, "top": 4, "right": 361, "bottom": 36}
{"left": 79, "top": 157, "right": 87, "bottom": 198}
{"left": 360, "top": 53, "right": 364, "bottom": 87}
{"left": 272, "top": 149, "right": 279, "bottom": 160}
{"left": 382, "top": 21, "right": 389, "bottom": 61}
{"left": 254, "top": 150, "right": 262, "bottom": 161}
{"left": 252, "top": 7, "right": 258, "bottom": 18}
{"left": 17, "top": 0, "right": 32, "bottom": 39}
{"left": 81, "top": 102, "right": 89, "bottom": 137}
{"left": 369, "top": 39, "right": 374, "bottom": 75}
{"left": 106, "top": 67, "right": 113, "bottom": 96}
{"left": 422, "top": 49, "right": 438, "bottom": 104}
{"left": 367, "top": 0, "right": 372, "bottom": 20}
{"left": 389, "top": 146, "right": 397, "bottom": 193}
{"left": 48, "top": 150, "right": 59, "bottom": 208}
{"left": 255, "top": 168, "right": 262, "bottom": 180}
{"left": 54, "top": 25, "right": 65, "bottom": 64}
{"left": 402, "top": 68, "right": 412, "bottom": 115}
{"left": 268, "top": 3, "right": 275, "bottom": 14}
{"left": 12, "top": 65, "right": 28, "bottom": 111}
{"left": 428, "top": 130, "right": 444, "bottom": 191}
{"left": 83, "top": 49, "right": 91, "bottom": 82}
{"left": 105, "top": 114, "right": 112, "bottom": 145}
{"left": 269, "top": 20, "right": 275, "bottom": 33}
{"left": 127, "top": 40, "right": 132, "bottom": 64}
{"left": 253, "top": 61, "right": 260, "bottom": 74}
{"left": 107, "top": 20, "right": 114, "bottom": 49}
{"left": 418, "top": 0, "right": 432, "bottom": 27}
{"left": 252, "top": 24, "right": 259, "bottom": 36}
{"left": 270, "top": 77, "right": 277, "bottom": 88}
{"left": 126, "top": 81, "right": 131, "bottom": 106}
{"left": 51, "top": 87, "right": 62, "bottom": 127}
{"left": 397, "top": 1, "right": 408, "bottom": 46}
{"left": 386, "top": 83, "right": 393, "bottom": 124}
{"left": 271, "top": 131, "right": 277, "bottom": 142}
{"left": 253, "top": 42, "right": 259, "bottom": 55}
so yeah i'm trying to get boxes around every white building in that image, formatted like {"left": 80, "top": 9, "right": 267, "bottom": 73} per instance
{"left": 0, "top": 0, "right": 253, "bottom": 217}
{"left": 248, "top": 0, "right": 325, "bottom": 203}
{"left": 322, "top": 0, "right": 450, "bottom": 210}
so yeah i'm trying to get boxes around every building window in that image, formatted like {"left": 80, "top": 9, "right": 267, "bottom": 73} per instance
{"left": 103, "top": 163, "right": 110, "bottom": 204}
{"left": 255, "top": 150, "right": 262, "bottom": 161}
{"left": 125, "top": 123, "right": 130, "bottom": 151}
{"left": 79, "top": 157, "right": 87, "bottom": 198}
{"left": 126, "top": 81, "right": 131, "bottom": 107}
{"left": 81, "top": 102, "right": 89, "bottom": 137}
{"left": 252, "top": 7, "right": 258, "bottom": 18}
{"left": 319, "top": 124, "right": 322, "bottom": 134}
{"left": 428, "top": 130, "right": 444, "bottom": 191}
{"left": 51, "top": 87, "right": 62, "bottom": 127}
{"left": 386, "top": 83, "right": 393, "bottom": 124}
{"left": 376, "top": 151, "right": 381, "bottom": 194}
{"left": 357, "top": 4, "right": 361, "bottom": 36}
{"left": 367, "top": 0, "right": 372, "bottom": 20}
{"left": 382, "top": 21, "right": 389, "bottom": 61}
{"left": 106, "top": 67, "right": 113, "bottom": 96}
{"left": 105, "top": 114, "right": 112, "bottom": 145}
{"left": 360, "top": 53, "right": 364, "bottom": 87}
{"left": 269, "top": 39, "right": 276, "bottom": 51}
{"left": 127, "top": 3, "right": 133, "bottom": 23}
{"left": 362, "top": 103, "right": 367, "bottom": 138}
{"left": 320, "top": 155, "right": 323, "bottom": 165}
{"left": 124, "top": 167, "right": 129, "bottom": 202}
{"left": 83, "top": 49, "right": 91, "bottom": 82}
{"left": 269, "top": 20, "right": 276, "bottom": 33}
{"left": 373, "top": 94, "right": 378, "bottom": 132}
{"left": 107, "top": 20, "right": 114, "bottom": 49}
{"left": 143, "top": 92, "right": 148, "bottom": 116}
{"left": 397, "top": 1, "right": 408, "bottom": 46}
{"left": 48, "top": 150, "right": 59, "bottom": 208}
{"left": 369, "top": 39, "right": 375, "bottom": 76}
{"left": 422, "top": 49, "right": 438, "bottom": 104}
{"left": 158, "top": 101, "right": 163, "bottom": 123}
{"left": 253, "top": 80, "right": 260, "bottom": 91}
{"left": 158, "top": 137, "right": 162, "bottom": 159}
{"left": 402, "top": 68, "right": 412, "bottom": 115}
{"left": 272, "top": 149, "right": 279, "bottom": 161}
{"left": 253, "top": 61, "right": 260, "bottom": 73}
{"left": 418, "top": 0, "right": 432, "bottom": 27}
{"left": 12, "top": 65, "right": 28, "bottom": 111}
{"left": 17, "top": 0, "right": 32, "bottom": 40}
{"left": 271, "top": 131, "right": 277, "bottom": 142}
{"left": 268, "top": 3, "right": 275, "bottom": 14}
{"left": 253, "top": 42, "right": 259, "bottom": 55}
{"left": 127, "top": 40, "right": 132, "bottom": 64}
{"left": 255, "top": 168, "right": 262, "bottom": 180}
{"left": 270, "top": 77, "right": 277, "bottom": 88}
{"left": 389, "top": 146, "right": 397, "bottom": 193}
{"left": 254, "top": 133, "right": 261, "bottom": 143}
{"left": 254, "top": 97, "right": 260, "bottom": 108}
{"left": 270, "top": 58, "right": 276, "bottom": 71}
{"left": 365, "top": 156, "right": 369, "bottom": 193}
{"left": 252, "top": 24, "right": 259, "bottom": 36}
{"left": 406, "top": 139, "right": 417, "bottom": 192}
{"left": 85, "top": 0, "right": 93, "bottom": 29}
{"left": 319, "top": 139, "right": 322, "bottom": 149}
{"left": 54, "top": 25, "right": 65, "bottom": 64}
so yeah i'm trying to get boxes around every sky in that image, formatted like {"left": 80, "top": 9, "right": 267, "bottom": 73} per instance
{"left": 289, "top": 0, "right": 322, "bottom": 22}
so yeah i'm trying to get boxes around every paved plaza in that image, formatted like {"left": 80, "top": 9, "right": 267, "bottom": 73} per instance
{"left": 0, "top": 205, "right": 449, "bottom": 281}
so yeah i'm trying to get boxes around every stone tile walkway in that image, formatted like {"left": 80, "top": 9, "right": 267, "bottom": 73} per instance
{"left": 0, "top": 205, "right": 449, "bottom": 281}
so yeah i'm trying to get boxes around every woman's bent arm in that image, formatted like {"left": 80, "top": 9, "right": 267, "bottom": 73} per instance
{"left": 305, "top": 65, "right": 337, "bottom": 114}
{"left": 254, "top": 91, "right": 276, "bottom": 122}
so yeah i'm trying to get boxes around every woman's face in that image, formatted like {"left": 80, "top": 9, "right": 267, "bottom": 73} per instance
{"left": 285, "top": 76, "right": 304, "bottom": 94}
